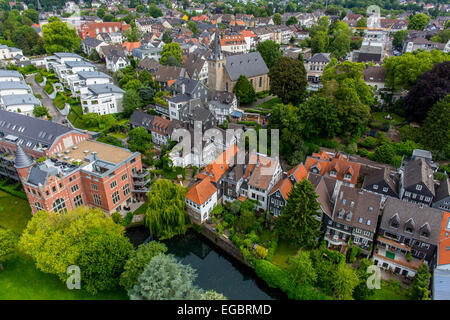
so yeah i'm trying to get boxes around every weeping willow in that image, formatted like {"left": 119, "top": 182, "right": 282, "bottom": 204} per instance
{"left": 144, "top": 180, "right": 189, "bottom": 240}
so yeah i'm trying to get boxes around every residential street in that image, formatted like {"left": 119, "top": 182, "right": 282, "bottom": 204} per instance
{"left": 26, "top": 74, "right": 67, "bottom": 124}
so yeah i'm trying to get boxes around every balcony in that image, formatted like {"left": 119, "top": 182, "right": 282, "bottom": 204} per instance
{"left": 374, "top": 246, "right": 421, "bottom": 271}
{"left": 132, "top": 170, "right": 150, "bottom": 179}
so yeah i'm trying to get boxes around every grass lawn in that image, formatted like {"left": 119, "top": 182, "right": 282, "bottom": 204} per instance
{"left": 0, "top": 192, "right": 127, "bottom": 300}
{"left": 0, "top": 190, "right": 32, "bottom": 234}
{"left": 0, "top": 252, "right": 127, "bottom": 300}
{"left": 133, "top": 202, "right": 148, "bottom": 215}
{"left": 367, "top": 281, "right": 410, "bottom": 300}
{"left": 255, "top": 97, "right": 282, "bottom": 110}
{"left": 372, "top": 112, "right": 405, "bottom": 125}
{"left": 270, "top": 240, "right": 299, "bottom": 269}
{"left": 109, "top": 132, "right": 127, "bottom": 140}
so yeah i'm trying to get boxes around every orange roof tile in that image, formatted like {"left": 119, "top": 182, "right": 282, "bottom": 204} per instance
{"left": 304, "top": 153, "right": 361, "bottom": 185}
{"left": 236, "top": 20, "right": 245, "bottom": 26}
{"left": 196, "top": 144, "right": 238, "bottom": 183}
{"left": 438, "top": 212, "right": 450, "bottom": 266}
{"left": 122, "top": 41, "right": 141, "bottom": 52}
{"left": 186, "top": 178, "right": 217, "bottom": 205}
{"left": 288, "top": 163, "right": 308, "bottom": 182}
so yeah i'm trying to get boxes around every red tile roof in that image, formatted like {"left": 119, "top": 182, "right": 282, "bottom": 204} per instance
{"left": 185, "top": 178, "right": 217, "bottom": 205}
{"left": 122, "top": 41, "right": 141, "bottom": 53}
{"left": 196, "top": 144, "right": 238, "bottom": 183}
{"left": 438, "top": 211, "right": 450, "bottom": 266}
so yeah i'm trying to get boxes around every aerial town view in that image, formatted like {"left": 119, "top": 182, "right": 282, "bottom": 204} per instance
{"left": 0, "top": 0, "right": 449, "bottom": 309}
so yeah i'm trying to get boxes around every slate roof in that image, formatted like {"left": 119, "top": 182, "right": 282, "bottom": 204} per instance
{"left": 435, "top": 179, "right": 450, "bottom": 202}
{"left": 403, "top": 158, "right": 435, "bottom": 196}
{"left": 0, "top": 81, "right": 30, "bottom": 90}
{"left": 362, "top": 167, "right": 398, "bottom": 197}
{"left": 77, "top": 71, "right": 111, "bottom": 80}
{"left": 129, "top": 110, "right": 154, "bottom": 129}
{"left": 309, "top": 53, "right": 331, "bottom": 63}
{"left": 363, "top": 66, "right": 386, "bottom": 83}
{"left": 14, "top": 144, "right": 33, "bottom": 168}
{"left": 0, "top": 110, "right": 82, "bottom": 152}
{"left": 2, "top": 94, "right": 41, "bottom": 106}
{"left": 82, "top": 37, "right": 103, "bottom": 47}
{"left": 88, "top": 83, "right": 124, "bottom": 95}
{"left": 224, "top": 51, "right": 269, "bottom": 82}
{"left": 0, "top": 70, "right": 23, "bottom": 79}
{"left": 380, "top": 197, "right": 444, "bottom": 245}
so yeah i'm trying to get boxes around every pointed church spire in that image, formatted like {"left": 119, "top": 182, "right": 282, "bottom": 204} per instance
{"left": 14, "top": 144, "right": 34, "bottom": 169}
{"left": 210, "top": 25, "right": 223, "bottom": 61}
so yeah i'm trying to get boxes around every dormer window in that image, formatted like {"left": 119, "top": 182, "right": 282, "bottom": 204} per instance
{"left": 337, "top": 208, "right": 344, "bottom": 219}
{"left": 373, "top": 184, "right": 378, "bottom": 190}
{"left": 416, "top": 184, "right": 422, "bottom": 191}
{"left": 330, "top": 169, "right": 337, "bottom": 177}
{"left": 421, "top": 231, "right": 430, "bottom": 238}
{"left": 344, "top": 173, "right": 352, "bottom": 180}
{"left": 345, "top": 211, "right": 352, "bottom": 221}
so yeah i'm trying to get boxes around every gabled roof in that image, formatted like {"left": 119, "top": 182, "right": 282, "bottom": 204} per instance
{"left": 196, "top": 144, "right": 238, "bottom": 183}
{"left": 224, "top": 51, "right": 269, "bottom": 82}
{"left": 245, "top": 152, "right": 279, "bottom": 190}
{"left": 403, "top": 158, "right": 435, "bottom": 196}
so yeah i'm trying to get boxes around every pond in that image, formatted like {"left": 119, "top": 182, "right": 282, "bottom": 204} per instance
{"left": 126, "top": 226, "right": 286, "bottom": 300}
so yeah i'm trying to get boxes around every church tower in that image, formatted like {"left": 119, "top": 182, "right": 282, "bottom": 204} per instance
{"left": 207, "top": 27, "right": 226, "bottom": 92}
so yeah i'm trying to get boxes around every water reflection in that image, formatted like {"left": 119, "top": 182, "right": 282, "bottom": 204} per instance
{"left": 126, "top": 226, "right": 286, "bottom": 300}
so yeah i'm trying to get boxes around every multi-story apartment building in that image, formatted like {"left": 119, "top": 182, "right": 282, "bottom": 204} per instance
{"left": 16, "top": 138, "right": 146, "bottom": 215}
{"left": 304, "top": 53, "right": 331, "bottom": 83}
{"left": 399, "top": 157, "right": 436, "bottom": 206}
{"left": 78, "top": 21, "right": 131, "bottom": 39}
{"left": 67, "top": 71, "right": 112, "bottom": 96}
{"left": 0, "top": 110, "right": 89, "bottom": 181}
{"left": 373, "top": 197, "right": 443, "bottom": 278}
{"left": 80, "top": 83, "right": 125, "bottom": 115}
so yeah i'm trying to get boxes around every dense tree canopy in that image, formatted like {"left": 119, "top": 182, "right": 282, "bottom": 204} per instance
{"left": 256, "top": 40, "right": 282, "bottom": 69}
{"left": 0, "top": 229, "right": 18, "bottom": 270}
{"left": 145, "top": 180, "right": 189, "bottom": 240}
{"left": 42, "top": 17, "right": 81, "bottom": 54}
{"left": 383, "top": 50, "right": 450, "bottom": 91}
{"left": 269, "top": 56, "right": 307, "bottom": 105}
{"left": 19, "top": 207, "right": 133, "bottom": 294}
{"left": 403, "top": 61, "right": 450, "bottom": 123}
{"left": 408, "top": 13, "right": 430, "bottom": 30}
{"left": 128, "top": 126, "right": 153, "bottom": 154}
{"left": 421, "top": 95, "right": 450, "bottom": 160}
{"left": 128, "top": 253, "right": 203, "bottom": 300}
{"left": 392, "top": 30, "right": 408, "bottom": 50}
{"left": 159, "top": 42, "right": 182, "bottom": 65}
{"left": 123, "top": 89, "right": 144, "bottom": 117}
{"left": 233, "top": 75, "right": 256, "bottom": 105}
{"left": 277, "top": 180, "right": 322, "bottom": 249}
{"left": 120, "top": 241, "right": 168, "bottom": 290}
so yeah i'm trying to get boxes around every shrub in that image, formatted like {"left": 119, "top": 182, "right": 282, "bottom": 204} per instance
{"left": 361, "top": 136, "right": 378, "bottom": 149}
{"left": 255, "top": 245, "right": 268, "bottom": 259}
{"left": 253, "top": 259, "right": 293, "bottom": 293}
{"left": 374, "top": 143, "right": 396, "bottom": 164}
{"left": 35, "top": 73, "right": 43, "bottom": 83}
{"left": 349, "top": 246, "right": 362, "bottom": 263}
{"left": 434, "top": 172, "right": 448, "bottom": 181}
{"left": 111, "top": 212, "right": 124, "bottom": 225}
{"left": 358, "top": 148, "right": 368, "bottom": 157}
{"left": 390, "top": 155, "right": 403, "bottom": 168}
{"left": 123, "top": 211, "right": 134, "bottom": 226}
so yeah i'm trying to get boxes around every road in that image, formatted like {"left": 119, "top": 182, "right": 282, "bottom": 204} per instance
{"left": 26, "top": 74, "right": 67, "bottom": 124}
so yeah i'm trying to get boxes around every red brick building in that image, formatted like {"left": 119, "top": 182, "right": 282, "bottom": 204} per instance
{"left": 78, "top": 22, "right": 131, "bottom": 39}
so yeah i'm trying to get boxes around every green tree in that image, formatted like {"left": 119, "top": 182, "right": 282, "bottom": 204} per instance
{"left": 410, "top": 263, "right": 431, "bottom": 300}
{"left": 233, "top": 75, "right": 256, "bottom": 105}
{"left": 128, "top": 127, "right": 153, "bottom": 153}
{"left": 138, "top": 69, "right": 153, "bottom": 85}
{"left": 123, "top": 89, "right": 144, "bottom": 117}
{"left": 269, "top": 56, "right": 307, "bottom": 105}
{"left": 128, "top": 254, "right": 203, "bottom": 299}
{"left": 88, "top": 49, "right": 101, "bottom": 61}
{"left": 162, "top": 31, "right": 173, "bottom": 44}
{"left": 123, "top": 79, "right": 143, "bottom": 91}
{"left": 256, "top": 40, "right": 282, "bottom": 69}
{"left": 149, "top": 4, "right": 163, "bottom": 18}
{"left": 408, "top": 13, "right": 430, "bottom": 30}
{"left": 187, "top": 21, "right": 198, "bottom": 35}
{"left": 124, "top": 27, "right": 140, "bottom": 42}
{"left": 286, "top": 16, "right": 298, "bottom": 26}
{"left": 33, "top": 105, "right": 49, "bottom": 118}
{"left": 298, "top": 95, "right": 340, "bottom": 139}
{"left": 276, "top": 180, "right": 321, "bottom": 249}
{"left": 0, "top": 229, "right": 18, "bottom": 270}
{"left": 332, "top": 263, "right": 360, "bottom": 300}
{"left": 311, "top": 30, "right": 329, "bottom": 54}
{"left": 374, "top": 142, "right": 396, "bottom": 164}
{"left": 201, "top": 290, "right": 228, "bottom": 300}
{"left": 286, "top": 250, "right": 317, "bottom": 286}
{"left": 353, "top": 258, "right": 375, "bottom": 300}
{"left": 145, "top": 180, "right": 189, "bottom": 240}
{"left": 19, "top": 207, "right": 133, "bottom": 294}
{"left": 330, "top": 21, "right": 351, "bottom": 59}
{"left": 236, "top": 210, "right": 257, "bottom": 233}
{"left": 22, "top": 9, "right": 39, "bottom": 24}
{"left": 393, "top": 30, "right": 408, "bottom": 50}
{"left": 42, "top": 17, "right": 81, "bottom": 54}
{"left": 159, "top": 42, "right": 182, "bottom": 65}
{"left": 120, "top": 241, "right": 168, "bottom": 290}
{"left": 421, "top": 95, "right": 450, "bottom": 159}
{"left": 273, "top": 13, "right": 282, "bottom": 25}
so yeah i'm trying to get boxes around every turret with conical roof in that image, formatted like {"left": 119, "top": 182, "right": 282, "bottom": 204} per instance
{"left": 14, "top": 144, "right": 34, "bottom": 182}
{"left": 14, "top": 144, "right": 34, "bottom": 169}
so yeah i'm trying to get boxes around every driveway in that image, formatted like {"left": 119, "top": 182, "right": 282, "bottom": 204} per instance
{"left": 26, "top": 74, "right": 66, "bottom": 124}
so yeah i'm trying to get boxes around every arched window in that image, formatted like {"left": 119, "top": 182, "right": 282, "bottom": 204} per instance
{"left": 52, "top": 198, "right": 67, "bottom": 213}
